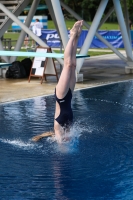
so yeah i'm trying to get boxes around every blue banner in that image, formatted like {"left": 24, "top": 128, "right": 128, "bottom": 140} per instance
{"left": 41, "top": 30, "right": 133, "bottom": 48}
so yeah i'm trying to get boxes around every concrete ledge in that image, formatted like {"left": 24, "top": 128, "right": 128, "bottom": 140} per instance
{"left": 3, "top": 69, "right": 7, "bottom": 78}
{"left": 125, "top": 66, "right": 133, "bottom": 74}
{"left": 1, "top": 68, "right": 7, "bottom": 78}
{"left": 1, "top": 54, "right": 133, "bottom": 104}
{"left": 76, "top": 73, "right": 83, "bottom": 82}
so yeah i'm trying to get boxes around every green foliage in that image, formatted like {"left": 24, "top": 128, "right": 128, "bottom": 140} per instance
{"left": 40, "top": 0, "right": 45, "bottom": 4}
{"left": 62, "top": 0, "right": 114, "bottom": 20}
{"left": 61, "top": 0, "right": 133, "bottom": 22}
{"left": 62, "top": 0, "right": 101, "bottom": 20}
{"left": 25, "top": 0, "right": 133, "bottom": 22}
{"left": 126, "top": 0, "right": 133, "bottom": 20}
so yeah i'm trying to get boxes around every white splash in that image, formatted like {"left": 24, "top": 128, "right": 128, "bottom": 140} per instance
{"left": 47, "top": 121, "right": 92, "bottom": 153}
{"left": 0, "top": 138, "right": 35, "bottom": 150}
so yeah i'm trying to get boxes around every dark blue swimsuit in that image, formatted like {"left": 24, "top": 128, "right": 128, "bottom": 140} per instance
{"left": 55, "top": 88, "right": 73, "bottom": 128}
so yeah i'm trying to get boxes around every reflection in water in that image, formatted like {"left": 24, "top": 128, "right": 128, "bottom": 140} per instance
{"left": 52, "top": 159, "right": 67, "bottom": 200}
{"left": 0, "top": 80, "right": 133, "bottom": 199}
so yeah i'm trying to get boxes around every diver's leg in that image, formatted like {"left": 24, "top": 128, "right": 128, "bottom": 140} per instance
{"left": 69, "top": 36, "right": 78, "bottom": 91}
{"left": 56, "top": 21, "right": 81, "bottom": 99}
{"left": 69, "top": 20, "right": 83, "bottom": 91}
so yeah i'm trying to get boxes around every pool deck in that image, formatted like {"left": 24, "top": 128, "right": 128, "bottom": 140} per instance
{"left": 0, "top": 51, "right": 133, "bottom": 103}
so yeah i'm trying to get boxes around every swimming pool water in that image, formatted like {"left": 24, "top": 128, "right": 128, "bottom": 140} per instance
{"left": 0, "top": 80, "right": 133, "bottom": 200}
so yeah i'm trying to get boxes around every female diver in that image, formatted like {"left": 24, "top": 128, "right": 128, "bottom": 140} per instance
{"left": 32, "top": 20, "right": 83, "bottom": 143}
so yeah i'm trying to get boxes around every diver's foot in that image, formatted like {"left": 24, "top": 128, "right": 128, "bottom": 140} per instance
{"left": 77, "top": 20, "right": 83, "bottom": 37}
{"left": 70, "top": 21, "right": 81, "bottom": 38}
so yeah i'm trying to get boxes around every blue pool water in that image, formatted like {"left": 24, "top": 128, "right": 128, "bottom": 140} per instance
{"left": 0, "top": 80, "right": 133, "bottom": 200}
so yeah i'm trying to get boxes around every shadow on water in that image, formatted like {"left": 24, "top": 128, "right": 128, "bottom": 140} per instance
{"left": 0, "top": 80, "right": 133, "bottom": 199}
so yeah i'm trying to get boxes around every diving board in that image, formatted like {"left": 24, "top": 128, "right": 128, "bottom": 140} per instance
{"left": 0, "top": 63, "right": 12, "bottom": 68}
{"left": 0, "top": 50, "right": 90, "bottom": 58}
{"left": 29, "top": 47, "right": 58, "bottom": 84}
